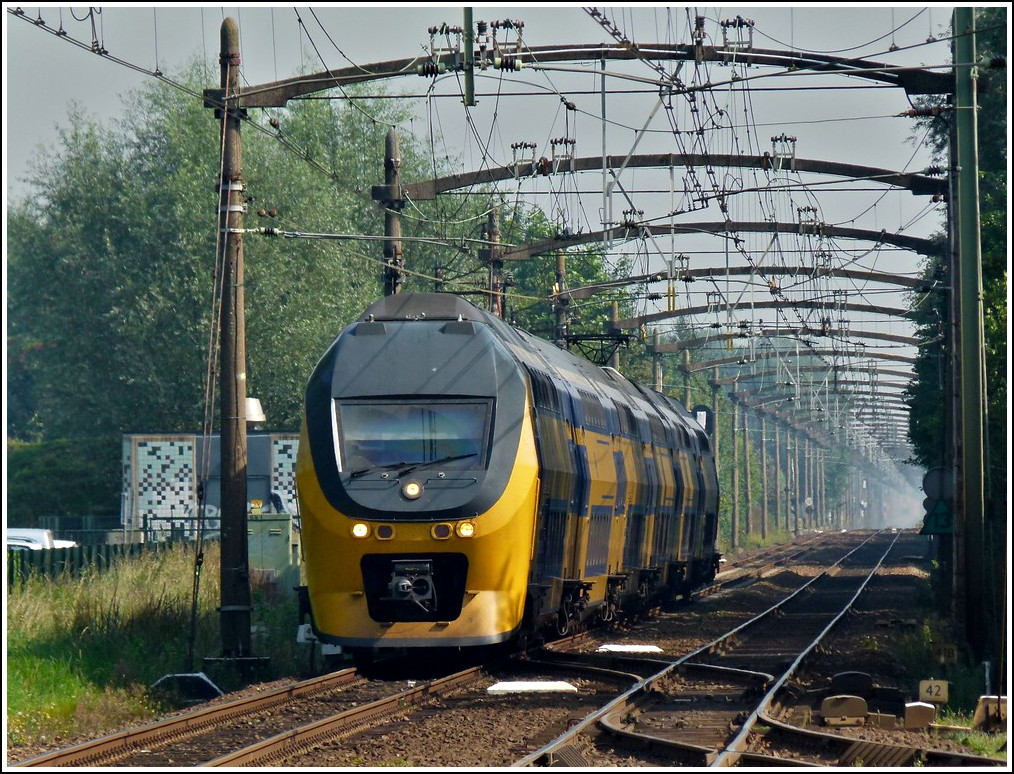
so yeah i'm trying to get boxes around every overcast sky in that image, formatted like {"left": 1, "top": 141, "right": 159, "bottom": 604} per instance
{"left": 5, "top": 4, "right": 963, "bottom": 200}
{"left": 3, "top": 4, "right": 973, "bottom": 359}
{"left": 3, "top": 4, "right": 968, "bottom": 349}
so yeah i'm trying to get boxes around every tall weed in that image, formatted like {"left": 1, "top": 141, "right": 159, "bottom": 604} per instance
{"left": 6, "top": 542, "right": 303, "bottom": 749}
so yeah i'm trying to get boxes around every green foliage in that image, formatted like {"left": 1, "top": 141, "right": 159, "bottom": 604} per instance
{"left": 6, "top": 437, "right": 122, "bottom": 522}
{"left": 5, "top": 60, "right": 435, "bottom": 442}
{"left": 905, "top": 8, "right": 1007, "bottom": 660}
{"left": 906, "top": 8, "right": 1007, "bottom": 482}
{"left": 5, "top": 541, "right": 305, "bottom": 748}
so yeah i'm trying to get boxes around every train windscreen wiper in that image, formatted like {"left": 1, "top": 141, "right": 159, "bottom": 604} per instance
{"left": 348, "top": 453, "right": 477, "bottom": 480}
{"left": 396, "top": 453, "right": 477, "bottom": 477}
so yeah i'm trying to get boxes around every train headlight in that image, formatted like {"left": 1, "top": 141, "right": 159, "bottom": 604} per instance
{"left": 351, "top": 522, "right": 370, "bottom": 538}
{"left": 455, "top": 521, "right": 476, "bottom": 538}
{"left": 402, "top": 480, "right": 423, "bottom": 500}
{"left": 376, "top": 524, "right": 395, "bottom": 540}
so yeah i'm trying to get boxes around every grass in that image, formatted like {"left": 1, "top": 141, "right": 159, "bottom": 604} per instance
{"left": 6, "top": 541, "right": 306, "bottom": 749}
{"left": 935, "top": 711, "right": 1008, "bottom": 758}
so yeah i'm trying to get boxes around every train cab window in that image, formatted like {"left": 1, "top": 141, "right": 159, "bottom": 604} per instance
{"left": 336, "top": 399, "right": 491, "bottom": 472}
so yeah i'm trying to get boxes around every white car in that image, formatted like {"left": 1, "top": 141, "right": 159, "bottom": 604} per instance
{"left": 6, "top": 537, "right": 44, "bottom": 551}
{"left": 6, "top": 528, "right": 77, "bottom": 550}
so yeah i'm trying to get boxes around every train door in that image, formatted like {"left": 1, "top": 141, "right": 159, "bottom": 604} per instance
{"left": 528, "top": 370, "right": 577, "bottom": 594}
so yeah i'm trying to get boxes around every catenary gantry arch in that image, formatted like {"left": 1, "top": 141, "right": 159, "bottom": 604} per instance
{"left": 497, "top": 222, "right": 938, "bottom": 262}
{"left": 614, "top": 298, "right": 917, "bottom": 331}
{"left": 377, "top": 153, "right": 946, "bottom": 202}
{"left": 651, "top": 327, "right": 919, "bottom": 353}
{"left": 205, "top": 41, "right": 951, "bottom": 110}
{"left": 565, "top": 266, "right": 927, "bottom": 302}
{"left": 710, "top": 365, "right": 915, "bottom": 385}
{"left": 681, "top": 349, "right": 916, "bottom": 372}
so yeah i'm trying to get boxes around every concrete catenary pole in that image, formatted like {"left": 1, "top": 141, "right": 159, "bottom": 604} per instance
{"left": 731, "top": 384, "right": 740, "bottom": 550}
{"left": 743, "top": 409, "right": 752, "bottom": 537}
{"left": 953, "top": 6, "right": 987, "bottom": 660}
{"left": 774, "top": 418, "right": 783, "bottom": 532}
{"left": 759, "top": 412, "right": 769, "bottom": 540}
{"left": 710, "top": 368, "right": 721, "bottom": 477}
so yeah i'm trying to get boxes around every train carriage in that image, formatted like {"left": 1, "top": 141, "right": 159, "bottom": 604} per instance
{"left": 295, "top": 292, "right": 720, "bottom": 661}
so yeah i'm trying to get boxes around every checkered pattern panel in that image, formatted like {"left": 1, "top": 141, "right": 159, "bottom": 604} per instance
{"left": 272, "top": 435, "right": 300, "bottom": 511}
{"left": 133, "top": 439, "right": 197, "bottom": 530}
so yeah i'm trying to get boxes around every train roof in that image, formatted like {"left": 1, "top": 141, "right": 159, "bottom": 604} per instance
{"left": 356, "top": 293, "right": 710, "bottom": 450}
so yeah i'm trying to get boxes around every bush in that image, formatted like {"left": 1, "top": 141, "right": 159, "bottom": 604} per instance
{"left": 6, "top": 437, "right": 122, "bottom": 523}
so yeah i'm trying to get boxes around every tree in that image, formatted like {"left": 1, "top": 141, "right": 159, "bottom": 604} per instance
{"left": 6, "top": 62, "right": 437, "bottom": 440}
{"left": 904, "top": 7, "right": 1007, "bottom": 662}
{"left": 906, "top": 8, "right": 1006, "bottom": 509}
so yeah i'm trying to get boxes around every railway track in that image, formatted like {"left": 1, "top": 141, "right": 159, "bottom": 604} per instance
{"left": 11, "top": 531, "right": 1004, "bottom": 768}
{"left": 515, "top": 530, "right": 1005, "bottom": 768}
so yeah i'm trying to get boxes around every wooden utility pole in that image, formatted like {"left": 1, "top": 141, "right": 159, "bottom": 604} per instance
{"left": 553, "top": 251, "right": 568, "bottom": 348}
{"left": 483, "top": 207, "right": 503, "bottom": 316}
{"left": 681, "top": 349, "right": 691, "bottom": 407}
{"left": 610, "top": 302, "right": 621, "bottom": 370}
{"left": 382, "top": 129, "right": 404, "bottom": 296}
{"left": 652, "top": 329, "right": 662, "bottom": 392}
{"left": 216, "top": 17, "right": 252, "bottom": 661}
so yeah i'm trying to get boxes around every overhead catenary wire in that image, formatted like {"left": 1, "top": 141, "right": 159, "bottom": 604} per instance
{"left": 9, "top": 5, "right": 947, "bottom": 467}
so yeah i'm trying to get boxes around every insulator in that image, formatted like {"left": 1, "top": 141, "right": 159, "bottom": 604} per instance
{"left": 721, "top": 16, "right": 754, "bottom": 28}
{"left": 417, "top": 61, "right": 446, "bottom": 77}
{"left": 905, "top": 106, "right": 945, "bottom": 117}
{"left": 476, "top": 20, "right": 488, "bottom": 34}
{"left": 495, "top": 55, "right": 523, "bottom": 71}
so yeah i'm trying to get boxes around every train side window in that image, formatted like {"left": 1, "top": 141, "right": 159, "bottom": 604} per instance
{"left": 530, "top": 370, "right": 559, "bottom": 413}
{"left": 578, "top": 389, "right": 607, "bottom": 430}
{"left": 602, "top": 399, "right": 620, "bottom": 436}
{"left": 649, "top": 415, "right": 666, "bottom": 445}
{"left": 617, "top": 404, "right": 635, "bottom": 437}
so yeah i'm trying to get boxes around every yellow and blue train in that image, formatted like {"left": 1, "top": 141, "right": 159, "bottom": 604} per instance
{"left": 295, "top": 292, "right": 720, "bottom": 661}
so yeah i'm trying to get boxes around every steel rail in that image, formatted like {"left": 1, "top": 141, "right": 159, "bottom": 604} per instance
{"left": 510, "top": 530, "right": 890, "bottom": 767}
{"left": 12, "top": 668, "right": 363, "bottom": 768}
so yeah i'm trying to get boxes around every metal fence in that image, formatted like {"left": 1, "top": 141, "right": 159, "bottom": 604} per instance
{"left": 6, "top": 542, "right": 180, "bottom": 587}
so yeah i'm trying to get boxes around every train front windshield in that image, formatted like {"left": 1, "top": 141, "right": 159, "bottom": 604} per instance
{"left": 337, "top": 399, "right": 491, "bottom": 472}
